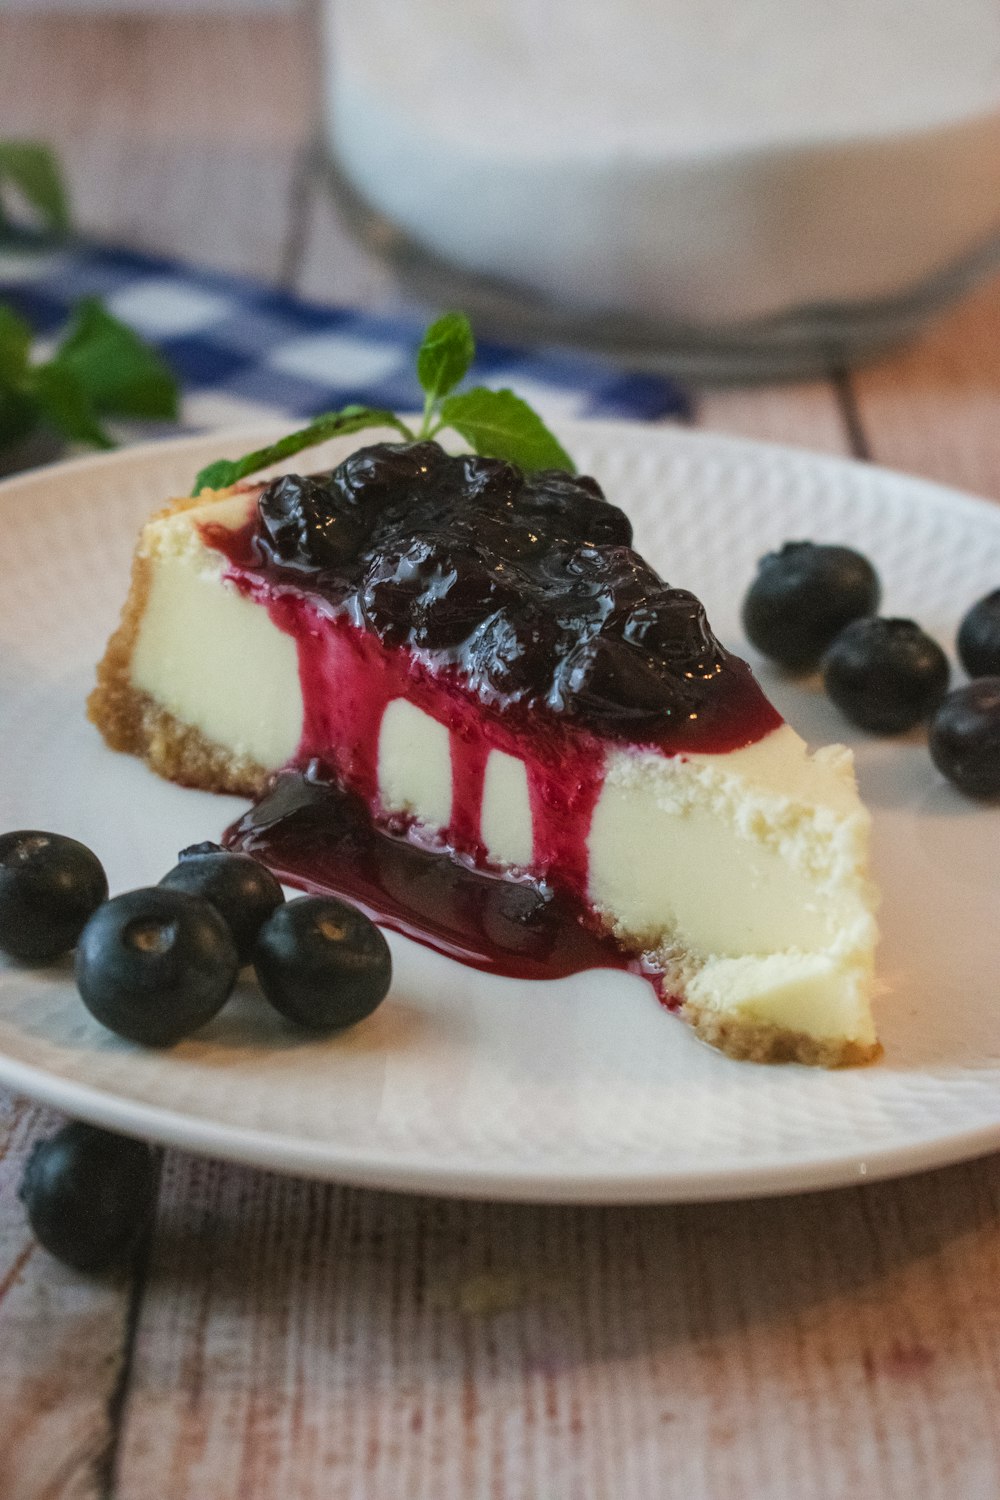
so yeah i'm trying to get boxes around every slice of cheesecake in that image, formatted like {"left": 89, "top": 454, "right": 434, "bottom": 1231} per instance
{"left": 90, "top": 441, "right": 879, "bottom": 1064}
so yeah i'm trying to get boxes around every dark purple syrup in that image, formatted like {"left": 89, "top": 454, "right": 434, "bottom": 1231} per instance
{"left": 226, "top": 769, "right": 669, "bottom": 993}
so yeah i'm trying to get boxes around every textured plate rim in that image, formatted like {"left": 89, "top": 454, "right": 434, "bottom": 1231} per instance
{"left": 2, "top": 420, "right": 1000, "bottom": 1204}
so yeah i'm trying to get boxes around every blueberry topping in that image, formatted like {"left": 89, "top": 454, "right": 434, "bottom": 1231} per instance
{"left": 75, "top": 888, "right": 239, "bottom": 1046}
{"left": 742, "top": 541, "right": 881, "bottom": 671}
{"left": 929, "top": 678, "right": 1000, "bottom": 799}
{"left": 19, "top": 1122, "right": 157, "bottom": 1271}
{"left": 0, "top": 831, "right": 108, "bottom": 964}
{"left": 957, "top": 589, "right": 1000, "bottom": 678}
{"left": 257, "top": 473, "right": 362, "bottom": 571}
{"left": 822, "top": 617, "right": 950, "bottom": 733}
{"left": 553, "top": 634, "right": 693, "bottom": 726}
{"left": 330, "top": 440, "right": 449, "bottom": 509}
{"left": 470, "top": 606, "right": 565, "bottom": 698}
{"left": 253, "top": 896, "right": 391, "bottom": 1029}
{"left": 160, "top": 845, "right": 284, "bottom": 963}
{"left": 226, "top": 441, "right": 777, "bottom": 746}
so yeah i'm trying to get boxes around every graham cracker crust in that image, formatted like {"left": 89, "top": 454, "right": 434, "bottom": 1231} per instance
{"left": 87, "top": 497, "right": 268, "bottom": 799}
{"left": 682, "top": 999, "right": 881, "bottom": 1068}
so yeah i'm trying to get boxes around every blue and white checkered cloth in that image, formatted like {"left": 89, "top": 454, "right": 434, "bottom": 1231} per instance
{"left": 0, "top": 243, "right": 690, "bottom": 436}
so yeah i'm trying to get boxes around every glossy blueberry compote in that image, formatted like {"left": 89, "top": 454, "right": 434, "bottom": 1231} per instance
{"left": 211, "top": 442, "right": 780, "bottom": 986}
{"left": 205, "top": 441, "right": 779, "bottom": 749}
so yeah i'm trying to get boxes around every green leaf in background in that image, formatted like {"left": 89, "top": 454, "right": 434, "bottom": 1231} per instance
{"left": 30, "top": 363, "right": 112, "bottom": 450}
{"left": 437, "top": 387, "right": 575, "bottom": 473}
{"left": 192, "top": 405, "right": 414, "bottom": 495}
{"left": 0, "top": 142, "right": 70, "bottom": 238}
{"left": 0, "top": 305, "right": 32, "bottom": 387}
{"left": 54, "top": 297, "right": 179, "bottom": 420}
{"left": 416, "top": 311, "right": 475, "bottom": 410}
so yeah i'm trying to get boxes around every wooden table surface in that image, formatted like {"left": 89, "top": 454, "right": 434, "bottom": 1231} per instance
{"left": 3, "top": 14, "right": 1000, "bottom": 1499}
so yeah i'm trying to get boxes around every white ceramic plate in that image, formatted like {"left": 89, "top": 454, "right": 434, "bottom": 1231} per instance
{"left": 1, "top": 421, "right": 999, "bottom": 1203}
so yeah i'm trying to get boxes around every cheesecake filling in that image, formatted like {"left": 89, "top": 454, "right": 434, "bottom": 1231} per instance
{"left": 125, "top": 491, "right": 876, "bottom": 1052}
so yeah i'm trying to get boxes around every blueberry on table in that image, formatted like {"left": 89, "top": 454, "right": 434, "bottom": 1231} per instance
{"left": 957, "top": 589, "right": 1000, "bottom": 678}
{"left": 254, "top": 896, "right": 391, "bottom": 1030}
{"left": 929, "top": 678, "right": 1000, "bottom": 799}
{"left": 159, "top": 842, "right": 284, "bottom": 963}
{"left": 822, "top": 617, "right": 950, "bottom": 734}
{"left": 741, "top": 541, "right": 880, "bottom": 670}
{"left": 75, "top": 888, "right": 239, "bottom": 1046}
{"left": 19, "top": 1122, "right": 157, "bottom": 1272}
{"left": 0, "top": 830, "right": 108, "bottom": 963}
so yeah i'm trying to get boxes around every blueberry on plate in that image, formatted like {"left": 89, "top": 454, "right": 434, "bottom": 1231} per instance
{"left": 75, "top": 887, "right": 239, "bottom": 1046}
{"left": 957, "top": 589, "right": 1000, "bottom": 678}
{"left": 742, "top": 541, "right": 880, "bottom": 671}
{"left": 254, "top": 896, "right": 391, "bottom": 1030}
{"left": 822, "top": 617, "right": 950, "bottom": 733}
{"left": 929, "top": 678, "right": 1000, "bottom": 799}
{"left": 159, "top": 842, "right": 284, "bottom": 963}
{"left": 19, "top": 1122, "right": 157, "bottom": 1272}
{"left": 0, "top": 831, "right": 108, "bottom": 964}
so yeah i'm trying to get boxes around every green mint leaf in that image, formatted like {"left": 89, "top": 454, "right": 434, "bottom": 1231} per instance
{"left": 0, "top": 142, "right": 70, "bottom": 237}
{"left": 53, "top": 297, "right": 179, "bottom": 420}
{"left": 192, "top": 406, "right": 414, "bottom": 495}
{"left": 438, "top": 387, "right": 574, "bottom": 473}
{"left": 0, "top": 305, "right": 33, "bottom": 387}
{"left": 416, "top": 311, "right": 475, "bottom": 408}
{"left": 29, "top": 362, "right": 113, "bottom": 449}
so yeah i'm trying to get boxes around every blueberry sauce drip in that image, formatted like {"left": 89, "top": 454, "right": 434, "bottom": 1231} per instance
{"left": 226, "top": 768, "right": 674, "bottom": 997}
{"left": 208, "top": 441, "right": 780, "bottom": 749}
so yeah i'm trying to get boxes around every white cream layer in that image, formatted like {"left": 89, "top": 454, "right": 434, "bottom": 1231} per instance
{"left": 129, "top": 494, "right": 878, "bottom": 1048}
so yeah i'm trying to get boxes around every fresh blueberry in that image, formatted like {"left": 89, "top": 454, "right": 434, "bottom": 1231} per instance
{"left": 19, "top": 1122, "right": 157, "bottom": 1272}
{"left": 0, "top": 831, "right": 108, "bottom": 964}
{"left": 159, "top": 843, "right": 284, "bottom": 964}
{"left": 957, "top": 590, "right": 1000, "bottom": 678}
{"left": 253, "top": 896, "right": 391, "bottom": 1030}
{"left": 929, "top": 678, "right": 1000, "bottom": 799}
{"left": 75, "top": 888, "right": 239, "bottom": 1046}
{"left": 822, "top": 617, "right": 950, "bottom": 733}
{"left": 742, "top": 541, "right": 881, "bottom": 670}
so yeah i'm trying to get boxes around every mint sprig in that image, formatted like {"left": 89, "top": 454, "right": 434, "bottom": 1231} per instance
{"left": 192, "top": 405, "right": 412, "bottom": 495}
{"left": 437, "top": 388, "right": 574, "bottom": 474}
{"left": 0, "top": 296, "right": 179, "bottom": 455}
{"left": 191, "top": 312, "right": 574, "bottom": 496}
{"left": 416, "top": 309, "right": 475, "bottom": 412}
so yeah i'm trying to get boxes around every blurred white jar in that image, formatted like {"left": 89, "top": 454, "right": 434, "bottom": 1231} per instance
{"left": 320, "top": 0, "right": 1000, "bottom": 375}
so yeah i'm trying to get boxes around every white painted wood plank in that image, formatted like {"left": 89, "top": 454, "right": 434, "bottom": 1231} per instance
{"left": 110, "top": 1153, "right": 1000, "bottom": 1500}
{"left": 0, "top": 16, "right": 313, "bottom": 281}
{"left": 697, "top": 380, "right": 851, "bottom": 455}
{"left": 0, "top": 1094, "right": 136, "bottom": 1500}
{"left": 853, "top": 271, "right": 1000, "bottom": 505}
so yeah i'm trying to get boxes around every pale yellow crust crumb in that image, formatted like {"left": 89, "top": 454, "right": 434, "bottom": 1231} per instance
{"left": 682, "top": 999, "right": 881, "bottom": 1067}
